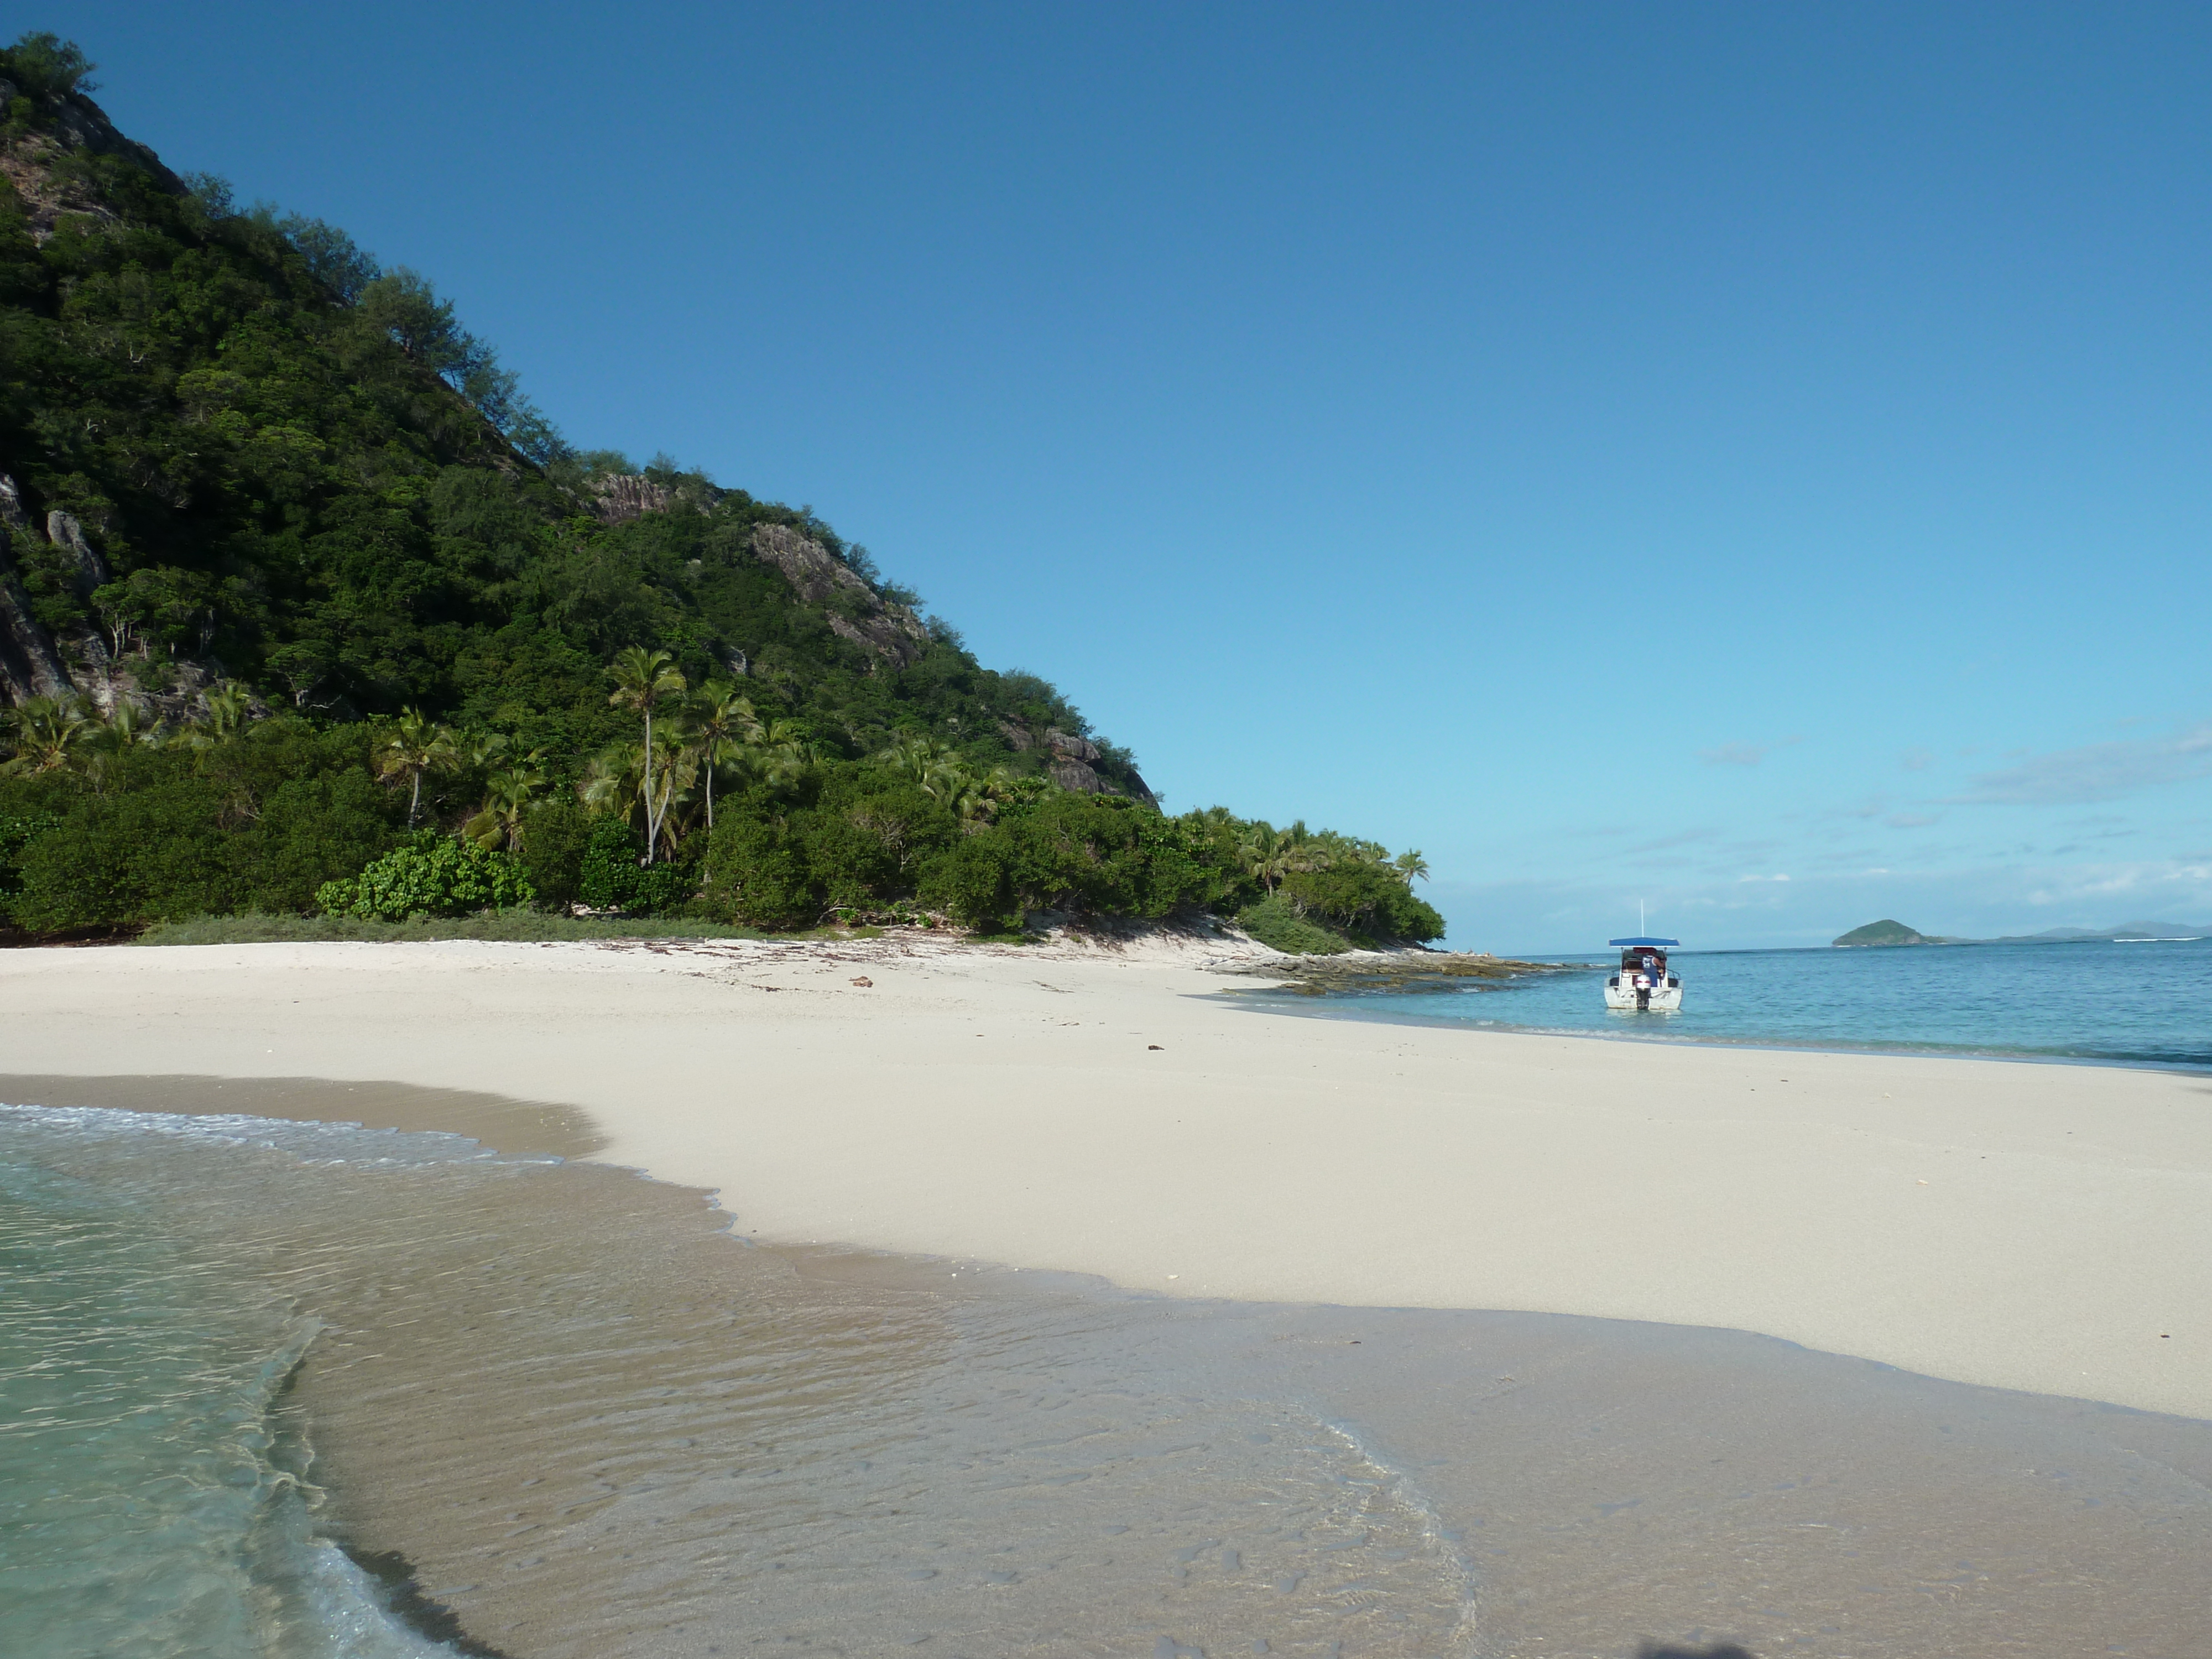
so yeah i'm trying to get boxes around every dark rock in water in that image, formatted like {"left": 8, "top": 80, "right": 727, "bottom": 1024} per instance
{"left": 1220, "top": 952, "right": 1579, "bottom": 995}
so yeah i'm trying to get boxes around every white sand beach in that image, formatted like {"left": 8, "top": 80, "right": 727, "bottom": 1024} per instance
{"left": 6, "top": 934, "right": 2208, "bottom": 1420}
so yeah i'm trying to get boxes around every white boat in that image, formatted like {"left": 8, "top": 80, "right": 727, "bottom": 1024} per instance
{"left": 1603, "top": 936, "right": 1683, "bottom": 1011}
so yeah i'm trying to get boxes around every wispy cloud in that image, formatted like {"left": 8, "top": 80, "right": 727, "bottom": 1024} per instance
{"left": 1886, "top": 812, "right": 1939, "bottom": 828}
{"left": 1949, "top": 723, "right": 2212, "bottom": 806}
{"left": 1900, "top": 748, "right": 1933, "bottom": 772}
{"left": 1700, "top": 735, "right": 1804, "bottom": 767}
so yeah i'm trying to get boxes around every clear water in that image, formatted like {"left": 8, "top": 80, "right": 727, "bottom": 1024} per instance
{"left": 0, "top": 1104, "right": 477, "bottom": 1658}
{"left": 5, "top": 1094, "right": 2210, "bottom": 1657}
{"left": 1283, "top": 937, "right": 2212, "bottom": 1069}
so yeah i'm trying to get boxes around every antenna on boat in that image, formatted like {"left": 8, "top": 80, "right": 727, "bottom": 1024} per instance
{"left": 1640, "top": 899, "right": 1646, "bottom": 934}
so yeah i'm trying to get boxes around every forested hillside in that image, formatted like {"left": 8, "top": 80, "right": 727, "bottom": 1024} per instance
{"left": 0, "top": 33, "right": 1441, "bottom": 948}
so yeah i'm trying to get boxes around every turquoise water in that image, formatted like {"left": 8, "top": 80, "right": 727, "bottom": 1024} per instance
{"left": 1287, "top": 937, "right": 2212, "bottom": 1069}
{"left": 0, "top": 1105, "right": 480, "bottom": 1659}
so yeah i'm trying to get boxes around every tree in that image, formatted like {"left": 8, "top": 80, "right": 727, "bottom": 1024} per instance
{"left": 3, "top": 32, "right": 98, "bottom": 101}
{"left": 374, "top": 708, "right": 458, "bottom": 827}
{"left": 465, "top": 757, "right": 547, "bottom": 853}
{"left": 688, "top": 679, "right": 761, "bottom": 830}
{"left": 77, "top": 699, "right": 162, "bottom": 792}
{"left": 607, "top": 647, "right": 686, "bottom": 863}
{"left": 182, "top": 682, "right": 253, "bottom": 752}
{"left": 1237, "top": 825, "right": 1292, "bottom": 894}
{"left": 0, "top": 696, "right": 91, "bottom": 778}
{"left": 1394, "top": 849, "right": 1431, "bottom": 884}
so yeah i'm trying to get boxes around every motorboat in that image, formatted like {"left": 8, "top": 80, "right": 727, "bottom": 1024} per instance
{"left": 1604, "top": 937, "right": 1682, "bottom": 1011}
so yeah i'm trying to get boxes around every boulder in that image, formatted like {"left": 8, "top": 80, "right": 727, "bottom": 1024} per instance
{"left": 1048, "top": 757, "right": 1110, "bottom": 794}
{"left": 1045, "top": 728, "right": 1100, "bottom": 763}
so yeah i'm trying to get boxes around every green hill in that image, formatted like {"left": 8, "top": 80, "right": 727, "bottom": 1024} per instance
{"left": 0, "top": 34, "right": 1439, "bottom": 948}
{"left": 1832, "top": 920, "right": 1934, "bottom": 947}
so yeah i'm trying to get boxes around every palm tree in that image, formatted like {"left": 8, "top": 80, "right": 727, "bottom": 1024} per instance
{"left": 77, "top": 698, "right": 163, "bottom": 792}
{"left": 581, "top": 724, "right": 697, "bottom": 860}
{"left": 688, "top": 679, "right": 761, "bottom": 830}
{"left": 1393, "top": 849, "right": 1431, "bottom": 884}
{"left": 465, "top": 755, "right": 547, "bottom": 852}
{"left": 376, "top": 707, "right": 458, "bottom": 826}
{"left": 752, "top": 718, "right": 811, "bottom": 794}
{"left": 0, "top": 695, "right": 91, "bottom": 777}
{"left": 180, "top": 681, "right": 253, "bottom": 757}
{"left": 607, "top": 646, "right": 686, "bottom": 862}
{"left": 1237, "top": 825, "right": 1292, "bottom": 895}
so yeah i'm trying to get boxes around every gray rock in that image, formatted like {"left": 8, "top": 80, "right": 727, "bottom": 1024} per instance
{"left": 1045, "top": 728, "right": 1100, "bottom": 763}
{"left": 1048, "top": 757, "right": 1109, "bottom": 794}
{"left": 588, "top": 474, "right": 679, "bottom": 525}
{"left": 46, "top": 510, "right": 109, "bottom": 595}
{"left": 749, "top": 524, "right": 930, "bottom": 668}
{"left": 0, "top": 575, "right": 72, "bottom": 705}
{"left": 0, "top": 474, "right": 27, "bottom": 535}
{"left": 996, "top": 719, "right": 1034, "bottom": 752}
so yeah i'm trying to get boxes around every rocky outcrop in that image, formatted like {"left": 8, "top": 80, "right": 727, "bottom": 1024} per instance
{"left": 46, "top": 510, "right": 108, "bottom": 596}
{"left": 1043, "top": 729, "right": 1107, "bottom": 794}
{"left": 0, "top": 85, "right": 185, "bottom": 243}
{"left": 0, "top": 473, "right": 72, "bottom": 706}
{"left": 588, "top": 474, "right": 681, "bottom": 525}
{"left": 749, "top": 524, "right": 930, "bottom": 668}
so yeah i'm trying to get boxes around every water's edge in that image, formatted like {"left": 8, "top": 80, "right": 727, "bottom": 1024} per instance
{"left": 7, "top": 1075, "right": 2210, "bottom": 1659}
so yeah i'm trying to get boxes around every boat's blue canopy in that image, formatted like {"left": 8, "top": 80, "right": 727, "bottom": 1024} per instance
{"left": 1608, "top": 937, "right": 1680, "bottom": 947}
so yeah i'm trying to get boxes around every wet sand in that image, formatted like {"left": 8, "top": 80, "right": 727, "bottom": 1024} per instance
{"left": 6, "top": 1072, "right": 2210, "bottom": 1658}
{"left": 3, "top": 935, "right": 2208, "bottom": 1419}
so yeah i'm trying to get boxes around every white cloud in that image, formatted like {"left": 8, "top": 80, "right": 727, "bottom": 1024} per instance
{"left": 1950, "top": 722, "right": 2212, "bottom": 806}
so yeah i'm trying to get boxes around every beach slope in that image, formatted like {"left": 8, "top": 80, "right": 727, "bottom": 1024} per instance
{"left": 4, "top": 935, "right": 2206, "bottom": 1418}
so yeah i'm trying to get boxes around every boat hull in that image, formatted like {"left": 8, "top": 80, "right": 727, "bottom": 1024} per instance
{"left": 1603, "top": 978, "right": 1683, "bottom": 1012}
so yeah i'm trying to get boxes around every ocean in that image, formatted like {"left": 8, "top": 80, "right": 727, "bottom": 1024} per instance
{"left": 1270, "top": 936, "right": 2212, "bottom": 1070}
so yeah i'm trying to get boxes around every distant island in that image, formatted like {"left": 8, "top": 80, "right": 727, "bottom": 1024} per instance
{"left": 1833, "top": 920, "right": 1948, "bottom": 947}
{"left": 1834, "top": 918, "right": 2206, "bottom": 947}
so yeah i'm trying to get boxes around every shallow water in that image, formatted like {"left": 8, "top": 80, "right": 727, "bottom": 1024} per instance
{"left": 1269, "top": 937, "right": 2212, "bottom": 1069}
{"left": 4, "top": 1081, "right": 2210, "bottom": 1658}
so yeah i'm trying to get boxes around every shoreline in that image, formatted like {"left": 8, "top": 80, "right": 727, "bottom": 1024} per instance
{"left": 1222, "top": 985, "right": 2212, "bottom": 1074}
{"left": 10, "top": 1083, "right": 2212, "bottom": 1657}
{"left": 3, "top": 933, "right": 2209, "bottom": 1420}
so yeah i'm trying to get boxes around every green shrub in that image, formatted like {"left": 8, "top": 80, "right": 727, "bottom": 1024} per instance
{"left": 318, "top": 831, "right": 535, "bottom": 920}
{"left": 0, "top": 811, "right": 59, "bottom": 922}
{"left": 520, "top": 797, "right": 595, "bottom": 908}
{"left": 1237, "top": 896, "right": 1351, "bottom": 955}
{"left": 1277, "top": 862, "right": 1444, "bottom": 943}
{"left": 701, "top": 817, "right": 821, "bottom": 928}
{"left": 916, "top": 833, "right": 1019, "bottom": 929}
{"left": 570, "top": 816, "right": 697, "bottom": 914}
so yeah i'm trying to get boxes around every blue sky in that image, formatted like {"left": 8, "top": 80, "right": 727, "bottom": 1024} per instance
{"left": 62, "top": 2, "right": 2212, "bottom": 950}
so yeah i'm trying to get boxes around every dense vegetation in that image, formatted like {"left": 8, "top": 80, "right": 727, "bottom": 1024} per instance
{"left": 0, "top": 35, "right": 1442, "bottom": 950}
